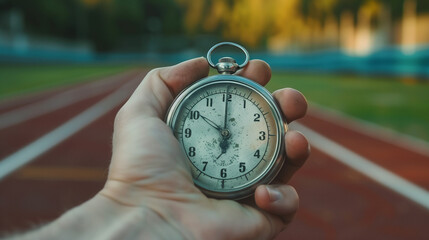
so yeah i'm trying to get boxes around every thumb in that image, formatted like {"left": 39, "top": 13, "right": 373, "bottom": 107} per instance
{"left": 254, "top": 185, "right": 299, "bottom": 234}
{"left": 125, "top": 57, "right": 209, "bottom": 119}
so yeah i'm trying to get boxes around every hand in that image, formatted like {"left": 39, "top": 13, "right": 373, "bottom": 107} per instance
{"left": 100, "top": 57, "right": 310, "bottom": 239}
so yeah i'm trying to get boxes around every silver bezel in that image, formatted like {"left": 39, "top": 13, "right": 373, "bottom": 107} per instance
{"left": 166, "top": 75, "right": 287, "bottom": 200}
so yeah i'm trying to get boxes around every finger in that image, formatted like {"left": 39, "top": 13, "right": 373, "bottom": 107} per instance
{"left": 125, "top": 57, "right": 209, "bottom": 119}
{"left": 235, "top": 59, "right": 271, "bottom": 86}
{"left": 280, "top": 130, "right": 310, "bottom": 183}
{"left": 254, "top": 185, "right": 299, "bottom": 236}
{"left": 159, "top": 57, "right": 210, "bottom": 96}
{"left": 272, "top": 88, "right": 307, "bottom": 123}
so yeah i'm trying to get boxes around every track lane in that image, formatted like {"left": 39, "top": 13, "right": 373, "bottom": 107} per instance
{"left": 0, "top": 108, "right": 117, "bottom": 230}
{"left": 300, "top": 109, "right": 429, "bottom": 191}
{"left": 0, "top": 71, "right": 139, "bottom": 114}
{"left": 0, "top": 71, "right": 139, "bottom": 130}
{"left": 0, "top": 70, "right": 142, "bottom": 230}
{"left": 0, "top": 91, "right": 115, "bottom": 160}
{"left": 0, "top": 71, "right": 143, "bottom": 161}
{"left": 1, "top": 71, "right": 428, "bottom": 239}
{"left": 278, "top": 148, "right": 429, "bottom": 239}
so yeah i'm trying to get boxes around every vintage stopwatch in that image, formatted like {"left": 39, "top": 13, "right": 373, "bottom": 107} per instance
{"left": 166, "top": 42, "right": 287, "bottom": 200}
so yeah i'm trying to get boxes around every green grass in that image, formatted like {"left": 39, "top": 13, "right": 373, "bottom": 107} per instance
{"left": 267, "top": 72, "right": 429, "bottom": 142}
{"left": 0, "top": 64, "right": 135, "bottom": 100}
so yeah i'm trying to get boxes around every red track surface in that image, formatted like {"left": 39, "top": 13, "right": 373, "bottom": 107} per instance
{"left": 1, "top": 71, "right": 428, "bottom": 239}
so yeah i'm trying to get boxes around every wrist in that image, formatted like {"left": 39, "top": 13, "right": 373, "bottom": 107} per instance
{"left": 13, "top": 195, "right": 131, "bottom": 239}
{"left": 87, "top": 194, "right": 189, "bottom": 240}
{"left": 12, "top": 193, "right": 189, "bottom": 240}
{"left": 99, "top": 179, "right": 197, "bottom": 239}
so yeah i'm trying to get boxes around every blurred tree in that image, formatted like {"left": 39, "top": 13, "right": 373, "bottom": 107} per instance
{"left": 175, "top": 0, "right": 205, "bottom": 34}
{"left": 85, "top": 1, "right": 117, "bottom": 52}
{"left": 0, "top": 0, "right": 83, "bottom": 40}
{"left": 224, "top": 0, "right": 271, "bottom": 48}
{"left": 84, "top": 0, "right": 184, "bottom": 51}
{"left": 1, "top": 0, "right": 429, "bottom": 52}
{"left": 0, "top": 0, "right": 184, "bottom": 52}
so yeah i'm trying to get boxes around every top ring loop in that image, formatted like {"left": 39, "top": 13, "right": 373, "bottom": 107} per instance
{"left": 207, "top": 42, "right": 250, "bottom": 69}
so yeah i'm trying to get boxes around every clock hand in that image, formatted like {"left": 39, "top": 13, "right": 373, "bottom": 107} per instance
{"left": 219, "top": 86, "right": 232, "bottom": 155}
{"left": 223, "top": 85, "right": 230, "bottom": 130}
{"left": 199, "top": 113, "right": 230, "bottom": 155}
{"left": 216, "top": 140, "right": 228, "bottom": 159}
{"left": 217, "top": 131, "right": 230, "bottom": 158}
{"left": 216, "top": 150, "right": 225, "bottom": 159}
{"left": 200, "top": 114, "right": 222, "bottom": 132}
{"left": 220, "top": 137, "right": 229, "bottom": 149}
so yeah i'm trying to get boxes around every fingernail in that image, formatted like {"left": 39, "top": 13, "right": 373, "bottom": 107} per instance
{"left": 266, "top": 186, "right": 282, "bottom": 202}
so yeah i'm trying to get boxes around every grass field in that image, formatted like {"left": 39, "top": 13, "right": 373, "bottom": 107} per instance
{"left": 1, "top": 64, "right": 428, "bottom": 142}
{"left": 267, "top": 72, "right": 429, "bottom": 142}
{"left": 0, "top": 64, "right": 134, "bottom": 100}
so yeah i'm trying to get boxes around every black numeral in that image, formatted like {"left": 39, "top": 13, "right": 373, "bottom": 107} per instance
{"left": 259, "top": 131, "right": 266, "bottom": 140}
{"left": 243, "top": 100, "right": 246, "bottom": 108}
{"left": 190, "top": 111, "right": 200, "bottom": 120}
{"left": 254, "top": 150, "right": 260, "bottom": 158}
{"left": 254, "top": 113, "right": 260, "bottom": 122}
{"left": 184, "top": 128, "right": 192, "bottom": 138}
{"left": 206, "top": 98, "right": 213, "bottom": 107}
{"left": 220, "top": 168, "right": 227, "bottom": 178}
{"left": 188, "top": 147, "right": 196, "bottom": 157}
{"left": 239, "top": 162, "right": 246, "bottom": 173}
{"left": 202, "top": 161, "right": 208, "bottom": 171}
{"left": 222, "top": 94, "right": 232, "bottom": 102}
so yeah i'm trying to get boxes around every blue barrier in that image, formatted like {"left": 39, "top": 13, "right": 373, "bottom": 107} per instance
{"left": 1, "top": 44, "right": 429, "bottom": 78}
{"left": 255, "top": 48, "right": 429, "bottom": 78}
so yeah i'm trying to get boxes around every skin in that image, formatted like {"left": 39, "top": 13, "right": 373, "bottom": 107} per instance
{"left": 5, "top": 58, "right": 309, "bottom": 240}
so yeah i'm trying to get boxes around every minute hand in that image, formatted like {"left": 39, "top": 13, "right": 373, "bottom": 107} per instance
{"left": 223, "top": 85, "right": 230, "bottom": 129}
{"left": 200, "top": 115, "right": 222, "bottom": 132}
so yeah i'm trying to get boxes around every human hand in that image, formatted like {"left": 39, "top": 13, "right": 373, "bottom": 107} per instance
{"left": 100, "top": 57, "right": 310, "bottom": 240}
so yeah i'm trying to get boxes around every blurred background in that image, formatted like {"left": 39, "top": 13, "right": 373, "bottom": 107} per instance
{"left": 1, "top": 0, "right": 429, "bottom": 239}
{"left": 1, "top": 0, "right": 429, "bottom": 140}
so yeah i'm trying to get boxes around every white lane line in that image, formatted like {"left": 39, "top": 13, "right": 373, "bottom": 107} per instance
{"left": 308, "top": 103, "right": 429, "bottom": 157}
{"left": 0, "top": 71, "right": 139, "bottom": 130}
{"left": 293, "top": 122, "right": 429, "bottom": 211}
{"left": 0, "top": 78, "right": 138, "bottom": 180}
{"left": 0, "top": 71, "right": 136, "bottom": 111}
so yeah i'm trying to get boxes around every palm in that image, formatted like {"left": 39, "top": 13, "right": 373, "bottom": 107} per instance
{"left": 110, "top": 116, "right": 194, "bottom": 190}
{"left": 108, "top": 114, "right": 280, "bottom": 239}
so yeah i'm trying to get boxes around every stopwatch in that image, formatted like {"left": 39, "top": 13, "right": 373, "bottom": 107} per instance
{"left": 166, "top": 42, "right": 287, "bottom": 200}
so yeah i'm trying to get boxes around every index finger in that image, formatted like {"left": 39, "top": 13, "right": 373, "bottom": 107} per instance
{"left": 236, "top": 59, "right": 271, "bottom": 86}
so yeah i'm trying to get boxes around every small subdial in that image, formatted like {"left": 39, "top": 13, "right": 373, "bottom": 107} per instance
{"left": 213, "top": 140, "right": 239, "bottom": 167}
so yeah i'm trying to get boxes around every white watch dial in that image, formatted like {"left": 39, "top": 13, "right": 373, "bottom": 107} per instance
{"left": 167, "top": 77, "right": 285, "bottom": 199}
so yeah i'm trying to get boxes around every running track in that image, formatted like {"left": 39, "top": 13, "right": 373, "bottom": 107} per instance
{"left": 0, "top": 70, "right": 428, "bottom": 239}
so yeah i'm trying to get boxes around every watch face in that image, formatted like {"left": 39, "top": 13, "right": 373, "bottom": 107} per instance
{"left": 167, "top": 75, "right": 285, "bottom": 199}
